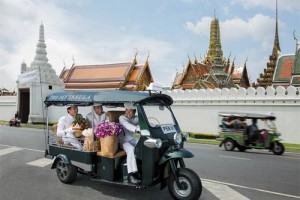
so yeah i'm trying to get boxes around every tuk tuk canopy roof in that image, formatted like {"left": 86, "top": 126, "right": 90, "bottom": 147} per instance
{"left": 219, "top": 112, "right": 276, "bottom": 120}
{"left": 44, "top": 90, "right": 173, "bottom": 107}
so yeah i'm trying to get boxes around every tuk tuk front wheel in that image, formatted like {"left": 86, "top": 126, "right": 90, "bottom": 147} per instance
{"left": 271, "top": 142, "right": 285, "bottom": 155}
{"left": 168, "top": 168, "right": 202, "bottom": 200}
{"left": 56, "top": 158, "right": 77, "bottom": 183}
{"left": 224, "top": 139, "right": 236, "bottom": 151}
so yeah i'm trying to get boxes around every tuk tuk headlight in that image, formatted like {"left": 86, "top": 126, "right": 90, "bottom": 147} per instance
{"left": 174, "top": 133, "right": 182, "bottom": 144}
{"left": 144, "top": 138, "right": 162, "bottom": 148}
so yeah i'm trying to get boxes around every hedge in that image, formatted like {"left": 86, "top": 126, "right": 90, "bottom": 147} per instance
{"left": 185, "top": 132, "right": 218, "bottom": 140}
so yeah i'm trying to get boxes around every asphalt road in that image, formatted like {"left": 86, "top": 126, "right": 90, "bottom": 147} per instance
{"left": 0, "top": 126, "right": 299, "bottom": 200}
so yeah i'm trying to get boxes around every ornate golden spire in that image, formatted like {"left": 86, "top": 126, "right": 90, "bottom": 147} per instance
{"left": 272, "top": 0, "right": 281, "bottom": 57}
{"left": 206, "top": 13, "right": 223, "bottom": 63}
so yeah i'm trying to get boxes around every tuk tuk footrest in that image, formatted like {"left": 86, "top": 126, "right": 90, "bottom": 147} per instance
{"left": 97, "top": 149, "right": 126, "bottom": 158}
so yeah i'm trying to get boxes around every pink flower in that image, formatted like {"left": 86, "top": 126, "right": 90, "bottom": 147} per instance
{"left": 95, "top": 122, "right": 123, "bottom": 138}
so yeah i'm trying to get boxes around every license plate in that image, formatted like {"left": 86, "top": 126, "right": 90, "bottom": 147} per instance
{"left": 161, "top": 125, "right": 176, "bottom": 134}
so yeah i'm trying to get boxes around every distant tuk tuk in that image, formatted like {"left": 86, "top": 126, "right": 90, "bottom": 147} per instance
{"left": 217, "top": 112, "right": 285, "bottom": 155}
{"left": 44, "top": 90, "right": 202, "bottom": 200}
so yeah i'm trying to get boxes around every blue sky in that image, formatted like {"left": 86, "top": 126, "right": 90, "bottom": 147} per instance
{"left": 0, "top": 0, "right": 299, "bottom": 90}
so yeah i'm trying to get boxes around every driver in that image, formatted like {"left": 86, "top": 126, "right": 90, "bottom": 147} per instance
{"left": 119, "top": 102, "right": 141, "bottom": 184}
{"left": 249, "top": 118, "right": 264, "bottom": 143}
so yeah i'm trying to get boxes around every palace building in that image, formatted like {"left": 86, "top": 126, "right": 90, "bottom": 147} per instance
{"left": 172, "top": 15, "right": 250, "bottom": 90}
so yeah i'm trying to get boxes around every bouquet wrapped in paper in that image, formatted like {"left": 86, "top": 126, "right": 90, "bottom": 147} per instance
{"left": 95, "top": 122, "right": 123, "bottom": 156}
{"left": 83, "top": 128, "right": 99, "bottom": 152}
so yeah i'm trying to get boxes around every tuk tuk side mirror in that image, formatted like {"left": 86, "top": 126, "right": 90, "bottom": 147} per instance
{"left": 140, "top": 129, "right": 150, "bottom": 136}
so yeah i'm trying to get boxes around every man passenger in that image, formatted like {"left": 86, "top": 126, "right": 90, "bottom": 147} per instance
{"left": 56, "top": 104, "right": 82, "bottom": 150}
{"left": 86, "top": 104, "right": 107, "bottom": 128}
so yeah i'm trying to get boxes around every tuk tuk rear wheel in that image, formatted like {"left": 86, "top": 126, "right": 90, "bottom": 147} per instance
{"left": 272, "top": 142, "right": 285, "bottom": 155}
{"left": 224, "top": 139, "right": 235, "bottom": 151}
{"left": 168, "top": 168, "right": 202, "bottom": 200}
{"left": 56, "top": 159, "right": 77, "bottom": 183}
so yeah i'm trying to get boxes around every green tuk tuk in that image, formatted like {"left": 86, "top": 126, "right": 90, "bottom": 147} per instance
{"left": 44, "top": 90, "right": 202, "bottom": 200}
{"left": 217, "top": 112, "right": 285, "bottom": 155}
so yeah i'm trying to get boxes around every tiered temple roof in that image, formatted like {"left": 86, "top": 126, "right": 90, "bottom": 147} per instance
{"left": 172, "top": 16, "right": 250, "bottom": 90}
{"left": 256, "top": 1, "right": 281, "bottom": 88}
{"left": 272, "top": 38, "right": 300, "bottom": 87}
{"left": 256, "top": 1, "right": 300, "bottom": 88}
{"left": 60, "top": 56, "right": 153, "bottom": 91}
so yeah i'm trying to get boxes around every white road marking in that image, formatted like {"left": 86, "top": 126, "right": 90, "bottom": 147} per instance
{"left": 27, "top": 158, "right": 53, "bottom": 167}
{"left": 220, "top": 155, "right": 250, "bottom": 160}
{"left": 203, "top": 179, "right": 300, "bottom": 199}
{"left": 203, "top": 181, "right": 250, "bottom": 200}
{"left": 0, "top": 144, "right": 44, "bottom": 153}
{"left": 0, "top": 147, "right": 22, "bottom": 156}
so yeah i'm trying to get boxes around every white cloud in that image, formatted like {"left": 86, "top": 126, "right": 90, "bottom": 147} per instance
{"left": 185, "top": 14, "right": 280, "bottom": 44}
{"left": 0, "top": 0, "right": 178, "bottom": 90}
{"left": 184, "top": 16, "right": 212, "bottom": 36}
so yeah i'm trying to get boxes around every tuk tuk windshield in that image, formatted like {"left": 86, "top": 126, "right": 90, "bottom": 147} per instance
{"left": 143, "top": 105, "right": 175, "bottom": 127}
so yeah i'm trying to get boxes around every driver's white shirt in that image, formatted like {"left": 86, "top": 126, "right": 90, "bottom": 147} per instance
{"left": 119, "top": 114, "right": 139, "bottom": 174}
{"left": 119, "top": 115, "right": 139, "bottom": 143}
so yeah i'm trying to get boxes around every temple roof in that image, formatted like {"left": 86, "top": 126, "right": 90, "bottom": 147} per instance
{"left": 59, "top": 69, "right": 70, "bottom": 81}
{"left": 273, "top": 54, "right": 295, "bottom": 84}
{"left": 290, "top": 76, "right": 300, "bottom": 86}
{"left": 62, "top": 61, "right": 153, "bottom": 91}
{"left": 232, "top": 66, "right": 244, "bottom": 80}
{"left": 292, "top": 46, "right": 300, "bottom": 74}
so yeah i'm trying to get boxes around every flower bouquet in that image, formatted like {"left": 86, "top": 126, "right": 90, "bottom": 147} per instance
{"left": 82, "top": 128, "right": 99, "bottom": 152}
{"left": 71, "top": 115, "right": 89, "bottom": 137}
{"left": 95, "top": 122, "right": 123, "bottom": 156}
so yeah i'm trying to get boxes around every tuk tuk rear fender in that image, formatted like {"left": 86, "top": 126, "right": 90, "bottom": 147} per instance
{"left": 159, "top": 148, "right": 194, "bottom": 165}
{"left": 51, "top": 154, "right": 70, "bottom": 169}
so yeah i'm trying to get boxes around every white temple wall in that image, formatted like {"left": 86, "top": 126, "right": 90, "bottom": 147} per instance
{"left": 1, "top": 86, "right": 299, "bottom": 144}
{"left": 0, "top": 96, "right": 17, "bottom": 120}
{"left": 164, "top": 86, "right": 300, "bottom": 144}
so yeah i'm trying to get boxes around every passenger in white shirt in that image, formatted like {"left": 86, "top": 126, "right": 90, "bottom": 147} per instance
{"left": 57, "top": 105, "right": 82, "bottom": 150}
{"left": 86, "top": 104, "right": 107, "bottom": 128}
{"left": 119, "top": 102, "right": 141, "bottom": 184}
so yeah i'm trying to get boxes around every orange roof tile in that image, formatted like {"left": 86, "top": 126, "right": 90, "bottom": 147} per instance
{"left": 129, "top": 65, "right": 143, "bottom": 82}
{"left": 61, "top": 61, "right": 153, "bottom": 91}
{"left": 66, "top": 63, "right": 132, "bottom": 83}
{"left": 198, "top": 63, "right": 209, "bottom": 75}
{"left": 278, "top": 59, "right": 294, "bottom": 79}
